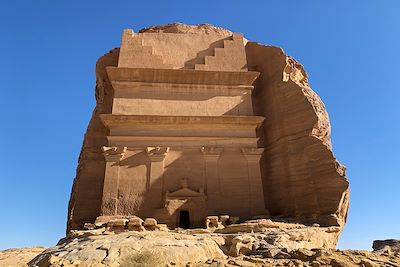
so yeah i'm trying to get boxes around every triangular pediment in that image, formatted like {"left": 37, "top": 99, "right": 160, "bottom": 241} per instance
{"left": 167, "top": 187, "right": 204, "bottom": 198}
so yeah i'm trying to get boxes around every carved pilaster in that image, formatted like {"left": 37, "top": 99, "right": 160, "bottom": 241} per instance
{"left": 100, "top": 146, "right": 127, "bottom": 216}
{"left": 241, "top": 147, "right": 268, "bottom": 216}
{"left": 145, "top": 147, "right": 170, "bottom": 209}
{"left": 201, "top": 147, "right": 223, "bottom": 212}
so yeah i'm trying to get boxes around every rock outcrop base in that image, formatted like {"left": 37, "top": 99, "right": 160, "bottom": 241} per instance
{"left": 28, "top": 221, "right": 399, "bottom": 267}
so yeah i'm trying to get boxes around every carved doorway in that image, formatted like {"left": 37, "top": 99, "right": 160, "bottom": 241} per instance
{"left": 179, "top": 210, "right": 190, "bottom": 228}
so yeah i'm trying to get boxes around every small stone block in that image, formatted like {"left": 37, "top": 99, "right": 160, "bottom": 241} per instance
{"left": 128, "top": 217, "right": 144, "bottom": 226}
{"left": 127, "top": 217, "right": 145, "bottom": 231}
{"left": 94, "top": 216, "right": 113, "bottom": 227}
{"left": 107, "top": 218, "right": 128, "bottom": 228}
{"left": 144, "top": 218, "right": 158, "bottom": 230}
{"left": 83, "top": 223, "right": 95, "bottom": 230}
{"left": 206, "top": 216, "right": 219, "bottom": 228}
{"left": 144, "top": 218, "right": 157, "bottom": 226}
{"left": 156, "top": 224, "right": 169, "bottom": 231}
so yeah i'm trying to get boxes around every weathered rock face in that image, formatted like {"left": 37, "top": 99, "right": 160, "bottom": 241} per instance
{"left": 245, "top": 44, "right": 350, "bottom": 227}
{"left": 215, "top": 219, "right": 342, "bottom": 251}
{"left": 31, "top": 219, "right": 333, "bottom": 266}
{"left": 28, "top": 224, "right": 400, "bottom": 267}
{"left": 29, "top": 231, "right": 226, "bottom": 267}
{"left": 373, "top": 239, "right": 400, "bottom": 252}
{"left": 139, "top": 22, "right": 233, "bottom": 35}
{"left": 67, "top": 23, "right": 349, "bottom": 233}
{"left": 67, "top": 48, "right": 120, "bottom": 231}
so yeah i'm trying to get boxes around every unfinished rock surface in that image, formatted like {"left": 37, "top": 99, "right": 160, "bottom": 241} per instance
{"left": 28, "top": 225, "right": 400, "bottom": 267}
{"left": 245, "top": 46, "right": 350, "bottom": 227}
{"left": 30, "top": 230, "right": 226, "bottom": 267}
{"left": 139, "top": 22, "right": 233, "bottom": 35}
{"left": 215, "top": 219, "right": 341, "bottom": 251}
{"left": 67, "top": 22, "right": 349, "bottom": 237}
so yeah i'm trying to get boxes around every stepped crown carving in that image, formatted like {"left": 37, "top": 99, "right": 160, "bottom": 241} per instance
{"left": 117, "top": 29, "right": 247, "bottom": 71}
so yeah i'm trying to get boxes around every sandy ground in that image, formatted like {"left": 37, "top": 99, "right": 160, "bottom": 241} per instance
{"left": 0, "top": 247, "right": 46, "bottom": 267}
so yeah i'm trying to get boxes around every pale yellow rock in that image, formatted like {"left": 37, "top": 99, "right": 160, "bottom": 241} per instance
{"left": 144, "top": 218, "right": 158, "bottom": 231}
{"left": 155, "top": 223, "right": 169, "bottom": 231}
{"left": 0, "top": 247, "right": 46, "bottom": 267}
{"left": 229, "top": 235, "right": 255, "bottom": 256}
{"left": 360, "top": 259, "right": 379, "bottom": 267}
{"left": 29, "top": 231, "right": 226, "bottom": 267}
{"left": 27, "top": 234, "right": 400, "bottom": 267}
{"left": 127, "top": 217, "right": 145, "bottom": 231}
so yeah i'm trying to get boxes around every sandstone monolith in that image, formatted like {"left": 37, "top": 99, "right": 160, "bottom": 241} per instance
{"left": 67, "top": 23, "right": 349, "bottom": 236}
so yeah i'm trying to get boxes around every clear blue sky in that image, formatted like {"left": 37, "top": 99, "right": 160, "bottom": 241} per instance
{"left": 0, "top": 1, "right": 399, "bottom": 251}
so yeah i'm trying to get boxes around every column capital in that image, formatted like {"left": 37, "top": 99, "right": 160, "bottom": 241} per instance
{"left": 201, "top": 147, "right": 223, "bottom": 160}
{"left": 241, "top": 147, "right": 264, "bottom": 162}
{"left": 146, "top": 146, "right": 169, "bottom": 162}
{"left": 102, "top": 146, "right": 127, "bottom": 162}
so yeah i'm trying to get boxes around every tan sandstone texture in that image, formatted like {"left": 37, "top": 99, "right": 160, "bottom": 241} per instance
{"left": 0, "top": 247, "right": 46, "bottom": 267}
{"left": 28, "top": 224, "right": 400, "bottom": 267}
{"left": 67, "top": 22, "right": 349, "bottom": 236}
{"left": 8, "top": 22, "right": 399, "bottom": 267}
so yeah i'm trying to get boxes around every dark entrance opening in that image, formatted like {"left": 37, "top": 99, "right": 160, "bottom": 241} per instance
{"left": 179, "top": 210, "right": 190, "bottom": 228}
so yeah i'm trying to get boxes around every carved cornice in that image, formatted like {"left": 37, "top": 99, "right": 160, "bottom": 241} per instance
{"left": 112, "top": 81, "right": 254, "bottom": 93}
{"left": 106, "top": 67, "right": 260, "bottom": 86}
{"left": 101, "top": 146, "right": 127, "bottom": 162}
{"left": 100, "top": 114, "right": 265, "bottom": 128}
{"left": 146, "top": 146, "right": 170, "bottom": 162}
{"left": 107, "top": 136, "right": 259, "bottom": 148}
